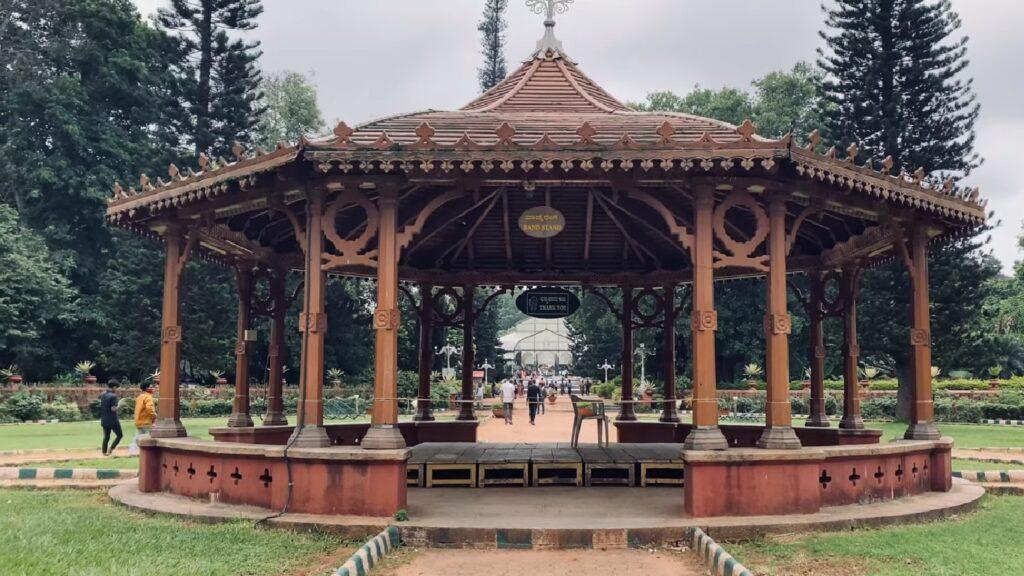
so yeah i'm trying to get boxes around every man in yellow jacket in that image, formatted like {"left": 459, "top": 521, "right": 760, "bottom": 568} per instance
{"left": 129, "top": 382, "right": 157, "bottom": 456}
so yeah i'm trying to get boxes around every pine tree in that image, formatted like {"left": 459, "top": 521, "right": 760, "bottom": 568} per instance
{"left": 817, "top": 0, "right": 979, "bottom": 175}
{"left": 158, "top": 0, "right": 266, "bottom": 156}
{"left": 818, "top": 0, "right": 996, "bottom": 419}
{"left": 477, "top": 0, "right": 508, "bottom": 92}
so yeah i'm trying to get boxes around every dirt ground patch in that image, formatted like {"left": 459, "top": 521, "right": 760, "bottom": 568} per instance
{"left": 374, "top": 548, "right": 702, "bottom": 576}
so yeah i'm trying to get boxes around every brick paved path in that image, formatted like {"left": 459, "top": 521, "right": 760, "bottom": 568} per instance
{"left": 477, "top": 397, "right": 614, "bottom": 444}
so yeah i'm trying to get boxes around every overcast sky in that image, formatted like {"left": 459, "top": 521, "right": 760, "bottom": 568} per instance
{"left": 132, "top": 0, "right": 1023, "bottom": 273}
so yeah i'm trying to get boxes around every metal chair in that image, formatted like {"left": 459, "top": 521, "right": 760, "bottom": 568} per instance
{"left": 571, "top": 394, "right": 609, "bottom": 447}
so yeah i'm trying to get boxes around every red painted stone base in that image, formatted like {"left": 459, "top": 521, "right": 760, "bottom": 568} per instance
{"left": 684, "top": 439, "right": 953, "bottom": 517}
{"left": 615, "top": 421, "right": 883, "bottom": 446}
{"left": 139, "top": 437, "right": 408, "bottom": 517}
{"left": 210, "top": 420, "right": 478, "bottom": 447}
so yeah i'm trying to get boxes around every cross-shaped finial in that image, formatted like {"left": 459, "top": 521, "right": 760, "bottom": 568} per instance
{"left": 526, "top": 0, "right": 574, "bottom": 56}
{"left": 526, "top": 0, "right": 574, "bottom": 22}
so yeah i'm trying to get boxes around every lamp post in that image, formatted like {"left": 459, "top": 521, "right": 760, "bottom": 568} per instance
{"left": 598, "top": 360, "right": 614, "bottom": 383}
{"left": 635, "top": 342, "right": 653, "bottom": 385}
{"left": 479, "top": 360, "right": 494, "bottom": 385}
{"left": 436, "top": 343, "right": 461, "bottom": 379}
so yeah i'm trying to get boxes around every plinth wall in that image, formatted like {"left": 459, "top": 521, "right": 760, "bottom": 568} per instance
{"left": 138, "top": 437, "right": 408, "bottom": 517}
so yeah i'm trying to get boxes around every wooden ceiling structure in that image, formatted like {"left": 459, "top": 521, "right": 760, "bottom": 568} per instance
{"left": 105, "top": 29, "right": 985, "bottom": 288}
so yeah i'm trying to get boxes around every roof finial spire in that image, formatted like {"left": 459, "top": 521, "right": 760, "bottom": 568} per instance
{"left": 527, "top": 0, "right": 573, "bottom": 57}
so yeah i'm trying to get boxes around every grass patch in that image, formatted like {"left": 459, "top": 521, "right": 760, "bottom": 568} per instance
{"left": 952, "top": 458, "right": 1024, "bottom": 471}
{"left": 732, "top": 495, "right": 1024, "bottom": 576}
{"left": 870, "top": 421, "right": 1024, "bottom": 449}
{"left": 15, "top": 457, "right": 140, "bottom": 470}
{"left": 0, "top": 489, "right": 349, "bottom": 576}
{"left": 0, "top": 418, "right": 222, "bottom": 451}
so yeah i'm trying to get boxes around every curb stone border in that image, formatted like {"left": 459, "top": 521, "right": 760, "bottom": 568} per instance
{"left": 981, "top": 419, "right": 1024, "bottom": 426}
{"left": 690, "top": 527, "right": 752, "bottom": 576}
{"left": 953, "top": 470, "right": 1024, "bottom": 483}
{"left": 334, "top": 525, "right": 400, "bottom": 576}
{"left": 0, "top": 467, "right": 135, "bottom": 480}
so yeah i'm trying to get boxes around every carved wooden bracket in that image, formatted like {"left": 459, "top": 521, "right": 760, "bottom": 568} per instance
{"left": 174, "top": 226, "right": 201, "bottom": 280}
{"left": 691, "top": 309, "right": 718, "bottom": 332}
{"left": 298, "top": 312, "right": 327, "bottom": 334}
{"left": 321, "top": 188, "right": 380, "bottom": 270}
{"left": 162, "top": 325, "right": 182, "bottom": 343}
{"left": 396, "top": 189, "right": 464, "bottom": 254}
{"left": 764, "top": 313, "right": 793, "bottom": 335}
{"left": 713, "top": 189, "right": 769, "bottom": 271}
{"left": 269, "top": 200, "right": 306, "bottom": 254}
{"left": 373, "top": 307, "right": 400, "bottom": 331}
{"left": 631, "top": 286, "right": 667, "bottom": 329}
{"left": 582, "top": 286, "right": 622, "bottom": 321}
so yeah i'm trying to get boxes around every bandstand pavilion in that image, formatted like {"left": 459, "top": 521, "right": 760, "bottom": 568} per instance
{"left": 107, "top": 3, "right": 985, "bottom": 520}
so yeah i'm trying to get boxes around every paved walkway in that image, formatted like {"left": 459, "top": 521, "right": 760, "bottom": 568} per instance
{"left": 380, "top": 549, "right": 701, "bottom": 576}
{"left": 954, "top": 448, "right": 1024, "bottom": 463}
{"left": 477, "top": 397, "right": 615, "bottom": 443}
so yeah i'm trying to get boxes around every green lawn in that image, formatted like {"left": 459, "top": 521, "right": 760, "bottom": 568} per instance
{"left": 952, "top": 458, "right": 1024, "bottom": 471}
{"left": 732, "top": 495, "right": 1024, "bottom": 576}
{"left": 870, "top": 421, "right": 1024, "bottom": 449}
{"left": 0, "top": 418, "right": 222, "bottom": 451}
{"left": 0, "top": 489, "right": 349, "bottom": 576}
{"left": 16, "top": 457, "right": 140, "bottom": 470}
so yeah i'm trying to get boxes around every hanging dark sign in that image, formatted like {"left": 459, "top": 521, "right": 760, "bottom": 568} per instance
{"left": 516, "top": 288, "right": 581, "bottom": 319}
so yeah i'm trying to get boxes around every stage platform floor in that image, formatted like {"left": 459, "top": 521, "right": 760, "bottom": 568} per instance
{"left": 407, "top": 442, "right": 685, "bottom": 488}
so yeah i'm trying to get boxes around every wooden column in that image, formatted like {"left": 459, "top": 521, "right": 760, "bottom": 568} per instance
{"left": 683, "top": 184, "right": 727, "bottom": 449}
{"left": 151, "top": 222, "right": 188, "bottom": 438}
{"left": 457, "top": 284, "right": 477, "bottom": 421}
{"left": 904, "top": 226, "right": 940, "bottom": 440}
{"left": 805, "top": 270, "right": 830, "bottom": 428}
{"left": 660, "top": 283, "right": 680, "bottom": 423}
{"left": 618, "top": 283, "right": 637, "bottom": 421}
{"left": 289, "top": 189, "right": 330, "bottom": 448}
{"left": 758, "top": 193, "right": 801, "bottom": 449}
{"left": 227, "top": 264, "right": 255, "bottom": 428}
{"left": 414, "top": 284, "right": 435, "bottom": 422}
{"left": 363, "top": 188, "right": 406, "bottom": 449}
{"left": 262, "top": 263, "right": 288, "bottom": 426}
{"left": 839, "top": 266, "right": 864, "bottom": 429}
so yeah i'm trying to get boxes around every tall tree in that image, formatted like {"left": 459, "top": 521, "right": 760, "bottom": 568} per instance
{"left": 818, "top": 0, "right": 979, "bottom": 176}
{"left": 818, "top": 0, "right": 994, "bottom": 417}
{"left": 158, "top": 0, "right": 266, "bottom": 156}
{"left": 254, "top": 70, "right": 325, "bottom": 148}
{"left": 477, "top": 0, "right": 508, "bottom": 92}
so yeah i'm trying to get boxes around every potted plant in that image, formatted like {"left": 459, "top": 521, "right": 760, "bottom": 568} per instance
{"left": 75, "top": 361, "right": 97, "bottom": 385}
{"left": 802, "top": 367, "right": 812, "bottom": 391}
{"left": 743, "top": 363, "right": 763, "bottom": 391}
{"left": 210, "top": 370, "right": 228, "bottom": 387}
{"left": 642, "top": 385, "right": 655, "bottom": 399}
{"left": 577, "top": 401, "right": 595, "bottom": 417}
{"left": 988, "top": 365, "right": 1002, "bottom": 390}
{"left": 547, "top": 389, "right": 557, "bottom": 404}
{"left": 327, "top": 368, "right": 344, "bottom": 388}
{"left": 491, "top": 402, "right": 505, "bottom": 418}
{"left": 1, "top": 365, "right": 22, "bottom": 386}
{"left": 860, "top": 366, "right": 879, "bottom": 390}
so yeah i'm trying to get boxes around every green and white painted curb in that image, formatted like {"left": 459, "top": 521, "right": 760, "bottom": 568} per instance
{"left": 954, "top": 470, "right": 1024, "bottom": 483}
{"left": 689, "top": 527, "right": 752, "bottom": 576}
{"left": 0, "top": 467, "right": 136, "bottom": 480}
{"left": 982, "top": 419, "right": 1024, "bottom": 426}
{"left": 333, "top": 526, "right": 400, "bottom": 576}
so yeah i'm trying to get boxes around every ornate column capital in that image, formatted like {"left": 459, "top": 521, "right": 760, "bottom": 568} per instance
{"left": 298, "top": 312, "right": 327, "bottom": 333}
{"left": 764, "top": 313, "right": 793, "bottom": 335}
{"left": 162, "top": 325, "right": 182, "bottom": 343}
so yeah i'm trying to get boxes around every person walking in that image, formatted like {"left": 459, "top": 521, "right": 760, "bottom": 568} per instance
{"left": 99, "top": 380, "right": 123, "bottom": 456}
{"left": 500, "top": 379, "right": 516, "bottom": 425}
{"left": 526, "top": 380, "right": 542, "bottom": 425}
{"left": 129, "top": 382, "right": 157, "bottom": 456}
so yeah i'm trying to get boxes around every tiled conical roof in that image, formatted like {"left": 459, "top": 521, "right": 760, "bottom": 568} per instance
{"left": 461, "top": 50, "right": 630, "bottom": 114}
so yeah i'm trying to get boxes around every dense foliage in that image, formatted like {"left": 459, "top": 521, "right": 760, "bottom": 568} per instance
{"left": 477, "top": 0, "right": 508, "bottom": 92}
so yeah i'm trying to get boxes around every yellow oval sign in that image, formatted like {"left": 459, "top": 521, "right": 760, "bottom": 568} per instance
{"left": 518, "top": 206, "right": 565, "bottom": 239}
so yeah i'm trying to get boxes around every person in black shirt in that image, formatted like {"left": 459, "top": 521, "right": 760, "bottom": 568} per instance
{"left": 526, "top": 380, "right": 542, "bottom": 425}
{"left": 99, "top": 379, "right": 123, "bottom": 455}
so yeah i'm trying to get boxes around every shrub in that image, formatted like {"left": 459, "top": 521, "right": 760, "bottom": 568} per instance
{"left": 934, "top": 379, "right": 989, "bottom": 391}
{"left": 861, "top": 396, "right": 897, "bottom": 420}
{"left": 868, "top": 379, "right": 899, "bottom": 391}
{"left": 40, "top": 402, "right": 83, "bottom": 422}
{"left": 733, "top": 395, "right": 765, "bottom": 414}
{"left": 790, "top": 396, "right": 809, "bottom": 414}
{"left": 4, "top": 392, "right": 44, "bottom": 421}
{"left": 934, "top": 398, "right": 982, "bottom": 423}
{"left": 824, "top": 379, "right": 845, "bottom": 390}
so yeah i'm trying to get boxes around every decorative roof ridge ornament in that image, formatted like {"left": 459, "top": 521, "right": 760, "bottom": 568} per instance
{"left": 527, "top": 0, "right": 573, "bottom": 59}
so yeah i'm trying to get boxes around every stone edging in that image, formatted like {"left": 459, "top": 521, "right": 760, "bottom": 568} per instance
{"left": 981, "top": 419, "right": 1024, "bottom": 426}
{"left": 689, "top": 527, "right": 752, "bottom": 576}
{"left": 954, "top": 470, "right": 1024, "bottom": 483}
{"left": 0, "top": 467, "right": 136, "bottom": 480}
{"left": 334, "top": 526, "right": 400, "bottom": 576}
